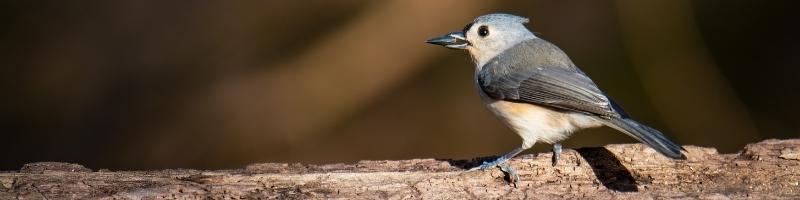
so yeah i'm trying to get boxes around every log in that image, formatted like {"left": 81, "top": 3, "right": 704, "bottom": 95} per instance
{"left": 2, "top": 139, "right": 799, "bottom": 199}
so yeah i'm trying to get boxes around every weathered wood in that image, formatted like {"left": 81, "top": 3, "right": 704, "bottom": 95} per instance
{"left": 1, "top": 139, "right": 799, "bottom": 199}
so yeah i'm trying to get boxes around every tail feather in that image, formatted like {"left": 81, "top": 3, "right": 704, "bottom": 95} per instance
{"left": 603, "top": 118, "right": 685, "bottom": 159}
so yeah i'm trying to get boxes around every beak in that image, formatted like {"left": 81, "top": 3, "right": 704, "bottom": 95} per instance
{"left": 426, "top": 31, "right": 469, "bottom": 49}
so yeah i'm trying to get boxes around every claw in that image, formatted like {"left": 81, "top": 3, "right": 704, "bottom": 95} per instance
{"left": 499, "top": 163, "right": 520, "bottom": 185}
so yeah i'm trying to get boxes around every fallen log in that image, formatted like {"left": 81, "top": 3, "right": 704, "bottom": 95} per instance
{"left": 2, "top": 139, "right": 798, "bottom": 199}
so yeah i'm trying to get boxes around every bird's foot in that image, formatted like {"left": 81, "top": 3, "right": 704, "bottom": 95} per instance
{"left": 552, "top": 143, "right": 562, "bottom": 166}
{"left": 499, "top": 163, "right": 520, "bottom": 185}
{"left": 469, "top": 156, "right": 520, "bottom": 185}
{"left": 470, "top": 156, "right": 509, "bottom": 171}
{"left": 467, "top": 146, "right": 527, "bottom": 185}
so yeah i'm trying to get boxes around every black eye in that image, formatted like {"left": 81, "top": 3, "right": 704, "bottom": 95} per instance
{"left": 478, "top": 26, "right": 489, "bottom": 37}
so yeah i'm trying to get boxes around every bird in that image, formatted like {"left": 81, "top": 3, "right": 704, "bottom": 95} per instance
{"left": 426, "top": 13, "right": 685, "bottom": 183}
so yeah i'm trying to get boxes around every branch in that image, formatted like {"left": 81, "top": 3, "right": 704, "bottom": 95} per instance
{"left": 2, "top": 139, "right": 799, "bottom": 199}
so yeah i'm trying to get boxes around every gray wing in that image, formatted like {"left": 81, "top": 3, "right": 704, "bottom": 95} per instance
{"left": 478, "top": 39, "right": 620, "bottom": 118}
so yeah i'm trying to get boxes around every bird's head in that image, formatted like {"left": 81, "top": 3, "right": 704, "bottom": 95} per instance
{"left": 427, "top": 13, "right": 537, "bottom": 67}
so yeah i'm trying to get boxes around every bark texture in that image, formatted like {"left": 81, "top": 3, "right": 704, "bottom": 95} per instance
{"left": 2, "top": 139, "right": 799, "bottom": 199}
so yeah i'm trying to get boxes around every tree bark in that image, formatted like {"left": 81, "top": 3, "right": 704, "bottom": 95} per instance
{"left": 2, "top": 139, "right": 799, "bottom": 199}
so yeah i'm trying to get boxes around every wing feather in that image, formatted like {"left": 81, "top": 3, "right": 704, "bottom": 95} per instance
{"left": 478, "top": 39, "right": 620, "bottom": 118}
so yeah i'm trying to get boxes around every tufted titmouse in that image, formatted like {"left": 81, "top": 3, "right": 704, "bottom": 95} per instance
{"left": 427, "top": 13, "right": 685, "bottom": 182}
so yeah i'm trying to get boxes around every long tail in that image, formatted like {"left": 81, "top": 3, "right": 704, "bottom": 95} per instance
{"left": 603, "top": 117, "right": 686, "bottom": 159}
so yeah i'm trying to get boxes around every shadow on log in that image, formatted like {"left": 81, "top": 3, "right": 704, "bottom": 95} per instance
{"left": 576, "top": 147, "right": 637, "bottom": 192}
{"left": 1, "top": 139, "right": 799, "bottom": 199}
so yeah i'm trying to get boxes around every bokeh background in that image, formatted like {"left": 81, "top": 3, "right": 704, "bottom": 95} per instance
{"left": 2, "top": 1, "right": 798, "bottom": 170}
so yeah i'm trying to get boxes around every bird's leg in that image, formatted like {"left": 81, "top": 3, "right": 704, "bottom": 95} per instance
{"left": 470, "top": 146, "right": 526, "bottom": 171}
{"left": 552, "top": 143, "right": 562, "bottom": 166}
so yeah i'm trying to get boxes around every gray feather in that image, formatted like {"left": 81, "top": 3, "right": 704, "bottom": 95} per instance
{"left": 603, "top": 118, "right": 685, "bottom": 159}
{"left": 478, "top": 39, "right": 618, "bottom": 118}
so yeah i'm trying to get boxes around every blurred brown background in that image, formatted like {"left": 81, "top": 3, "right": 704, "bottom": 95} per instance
{"left": 2, "top": 1, "right": 798, "bottom": 170}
